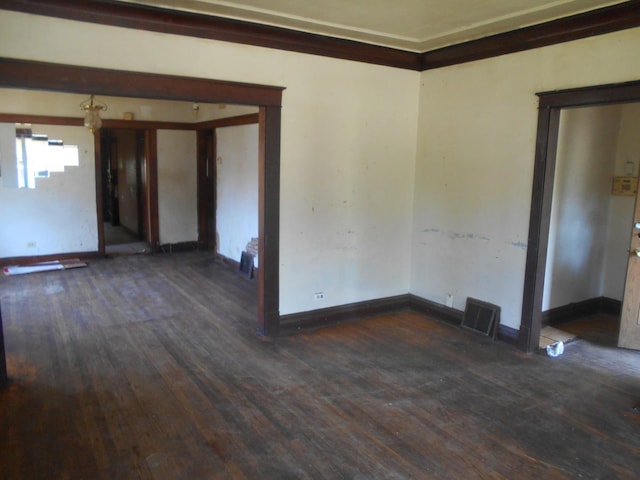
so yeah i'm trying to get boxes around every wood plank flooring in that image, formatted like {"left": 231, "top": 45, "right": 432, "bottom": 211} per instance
{"left": 1, "top": 251, "right": 640, "bottom": 479}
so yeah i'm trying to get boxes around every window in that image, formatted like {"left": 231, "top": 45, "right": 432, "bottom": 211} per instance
{"left": 15, "top": 125, "right": 79, "bottom": 189}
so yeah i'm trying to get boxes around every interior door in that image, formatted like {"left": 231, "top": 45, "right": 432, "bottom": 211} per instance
{"left": 619, "top": 177, "right": 640, "bottom": 350}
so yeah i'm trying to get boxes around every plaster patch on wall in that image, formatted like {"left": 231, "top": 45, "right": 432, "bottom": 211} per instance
{"left": 421, "top": 228, "right": 490, "bottom": 242}
{"left": 509, "top": 241, "right": 528, "bottom": 250}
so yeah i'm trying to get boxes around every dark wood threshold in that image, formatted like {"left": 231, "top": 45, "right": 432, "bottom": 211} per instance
{"left": 0, "top": 251, "right": 101, "bottom": 267}
{"left": 156, "top": 241, "right": 199, "bottom": 254}
{"left": 1, "top": 1, "right": 638, "bottom": 71}
{"left": 280, "top": 293, "right": 520, "bottom": 347}
{"left": 542, "top": 296, "right": 621, "bottom": 326}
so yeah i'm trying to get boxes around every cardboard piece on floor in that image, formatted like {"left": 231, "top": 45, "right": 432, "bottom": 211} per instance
{"left": 3, "top": 258, "right": 87, "bottom": 276}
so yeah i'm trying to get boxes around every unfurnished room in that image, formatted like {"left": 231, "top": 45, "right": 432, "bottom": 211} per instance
{"left": 1, "top": 1, "right": 640, "bottom": 478}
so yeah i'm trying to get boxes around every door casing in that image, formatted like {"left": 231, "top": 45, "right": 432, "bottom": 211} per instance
{"left": 521, "top": 80, "right": 640, "bottom": 352}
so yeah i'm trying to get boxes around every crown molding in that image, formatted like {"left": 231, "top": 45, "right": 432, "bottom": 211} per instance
{"left": 421, "top": 1, "right": 640, "bottom": 70}
{"left": 1, "top": 0, "right": 639, "bottom": 71}
{"left": 0, "top": 0, "right": 421, "bottom": 71}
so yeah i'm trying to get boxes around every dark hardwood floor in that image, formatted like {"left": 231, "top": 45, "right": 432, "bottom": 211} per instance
{"left": 1, "top": 251, "right": 639, "bottom": 479}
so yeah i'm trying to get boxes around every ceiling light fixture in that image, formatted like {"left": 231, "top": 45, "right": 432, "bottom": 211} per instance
{"left": 80, "top": 95, "right": 107, "bottom": 133}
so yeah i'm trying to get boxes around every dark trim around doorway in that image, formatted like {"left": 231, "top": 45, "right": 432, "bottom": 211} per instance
{"left": 520, "top": 79, "right": 640, "bottom": 352}
{"left": 0, "top": 57, "right": 284, "bottom": 336}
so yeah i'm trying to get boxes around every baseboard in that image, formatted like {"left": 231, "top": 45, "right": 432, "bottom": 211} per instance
{"left": 279, "top": 294, "right": 409, "bottom": 335}
{"left": 0, "top": 251, "right": 100, "bottom": 267}
{"left": 407, "top": 294, "right": 463, "bottom": 326}
{"left": 497, "top": 324, "right": 520, "bottom": 347}
{"left": 542, "top": 296, "right": 621, "bottom": 326}
{"left": 280, "top": 292, "right": 521, "bottom": 347}
{"left": 157, "top": 241, "right": 199, "bottom": 254}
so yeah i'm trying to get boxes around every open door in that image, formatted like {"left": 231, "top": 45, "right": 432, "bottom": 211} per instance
{"left": 619, "top": 176, "right": 640, "bottom": 350}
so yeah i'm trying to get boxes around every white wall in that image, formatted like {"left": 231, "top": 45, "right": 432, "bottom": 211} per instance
{"left": 542, "top": 105, "right": 621, "bottom": 310}
{"left": 413, "top": 27, "right": 640, "bottom": 329}
{"left": 157, "top": 130, "right": 198, "bottom": 245}
{"left": 0, "top": 9, "right": 420, "bottom": 315}
{"left": 0, "top": 124, "right": 97, "bottom": 257}
{"left": 216, "top": 124, "right": 259, "bottom": 266}
{"left": 5, "top": 9, "right": 639, "bottom": 328}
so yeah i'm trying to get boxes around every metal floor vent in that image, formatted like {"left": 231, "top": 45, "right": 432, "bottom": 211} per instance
{"left": 461, "top": 297, "right": 501, "bottom": 340}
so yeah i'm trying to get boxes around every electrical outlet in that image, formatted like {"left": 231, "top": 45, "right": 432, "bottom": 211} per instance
{"left": 314, "top": 292, "right": 325, "bottom": 301}
{"left": 445, "top": 294, "right": 454, "bottom": 308}
{"left": 27, "top": 241, "right": 36, "bottom": 248}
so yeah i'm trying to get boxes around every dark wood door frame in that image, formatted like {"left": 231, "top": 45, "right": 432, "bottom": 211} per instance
{"left": 520, "top": 79, "right": 640, "bottom": 352}
{"left": 0, "top": 57, "right": 284, "bottom": 336}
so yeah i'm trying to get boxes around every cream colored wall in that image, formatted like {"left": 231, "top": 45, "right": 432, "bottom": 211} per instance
{"left": 216, "top": 124, "right": 259, "bottom": 266}
{"left": 157, "top": 130, "right": 198, "bottom": 245}
{"left": 413, "top": 27, "right": 640, "bottom": 329}
{"left": 0, "top": 10, "right": 419, "bottom": 315}
{"left": 0, "top": 124, "right": 97, "bottom": 257}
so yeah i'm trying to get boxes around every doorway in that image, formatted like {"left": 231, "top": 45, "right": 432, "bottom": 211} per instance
{"left": 539, "top": 104, "right": 639, "bottom": 350}
{"left": 520, "top": 80, "right": 640, "bottom": 353}
{"left": 0, "top": 58, "right": 284, "bottom": 336}
{"left": 101, "top": 128, "right": 149, "bottom": 255}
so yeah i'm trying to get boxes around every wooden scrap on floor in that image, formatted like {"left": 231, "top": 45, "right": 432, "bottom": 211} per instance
{"left": 2, "top": 258, "right": 87, "bottom": 276}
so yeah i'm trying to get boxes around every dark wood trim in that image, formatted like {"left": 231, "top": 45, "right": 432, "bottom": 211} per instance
{"left": 279, "top": 295, "right": 409, "bottom": 335}
{"left": 520, "top": 105, "right": 559, "bottom": 353}
{"left": 196, "top": 113, "right": 259, "bottom": 130}
{"left": 94, "top": 130, "right": 105, "bottom": 255}
{"left": 0, "top": 251, "right": 100, "bottom": 267}
{"left": 103, "top": 119, "right": 194, "bottom": 130}
{"left": 2, "top": 1, "right": 639, "bottom": 72}
{"left": 0, "top": 304, "right": 8, "bottom": 388}
{"left": 420, "top": 1, "right": 640, "bottom": 69}
{"left": 497, "top": 324, "right": 520, "bottom": 347}
{"left": 258, "top": 106, "right": 281, "bottom": 336}
{"left": 0, "top": 57, "right": 284, "bottom": 107}
{"left": 521, "top": 80, "right": 640, "bottom": 353}
{"left": 408, "top": 294, "right": 463, "bottom": 326}
{"left": 0, "top": 0, "right": 420, "bottom": 71}
{"left": 157, "top": 241, "right": 199, "bottom": 253}
{"left": 0, "top": 113, "right": 195, "bottom": 130}
{"left": 0, "top": 113, "right": 260, "bottom": 131}
{"left": 0, "top": 113, "right": 83, "bottom": 126}
{"left": 144, "top": 129, "right": 159, "bottom": 252}
{"left": 543, "top": 297, "right": 622, "bottom": 326}
{"left": 196, "top": 129, "right": 210, "bottom": 249}
{"left": 0, "top": 58, "right": 282, "bottom": 336}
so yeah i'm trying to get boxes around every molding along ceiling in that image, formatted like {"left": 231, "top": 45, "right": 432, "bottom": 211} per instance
{"left": 1, "top": 0, "right": 639, "bottom": 70}
{"left": 121, "top": 0, "right": 627, "bottom": 52}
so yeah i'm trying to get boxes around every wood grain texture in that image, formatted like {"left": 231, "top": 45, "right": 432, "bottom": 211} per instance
{"left": 1, "top": 251, "right": 639, "bottom": 479}
{"left": 0, "top": 57, "right": 284, "bottom": 107}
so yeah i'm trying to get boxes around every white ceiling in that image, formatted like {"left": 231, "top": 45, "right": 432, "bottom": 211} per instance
{"left": 121, "top": 0, "right": 624, "bottom": 51}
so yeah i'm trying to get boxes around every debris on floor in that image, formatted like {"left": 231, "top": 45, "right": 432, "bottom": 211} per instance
{"left": 546, "top": 341, "right": 565, "bottom": 357}
{"left": 2, "top": 258, "right": 87, "bottom": 276}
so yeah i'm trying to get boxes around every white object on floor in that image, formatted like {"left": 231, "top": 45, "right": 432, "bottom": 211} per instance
{"left": 546, "top": 341, "right": 564, "bottom": 357}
